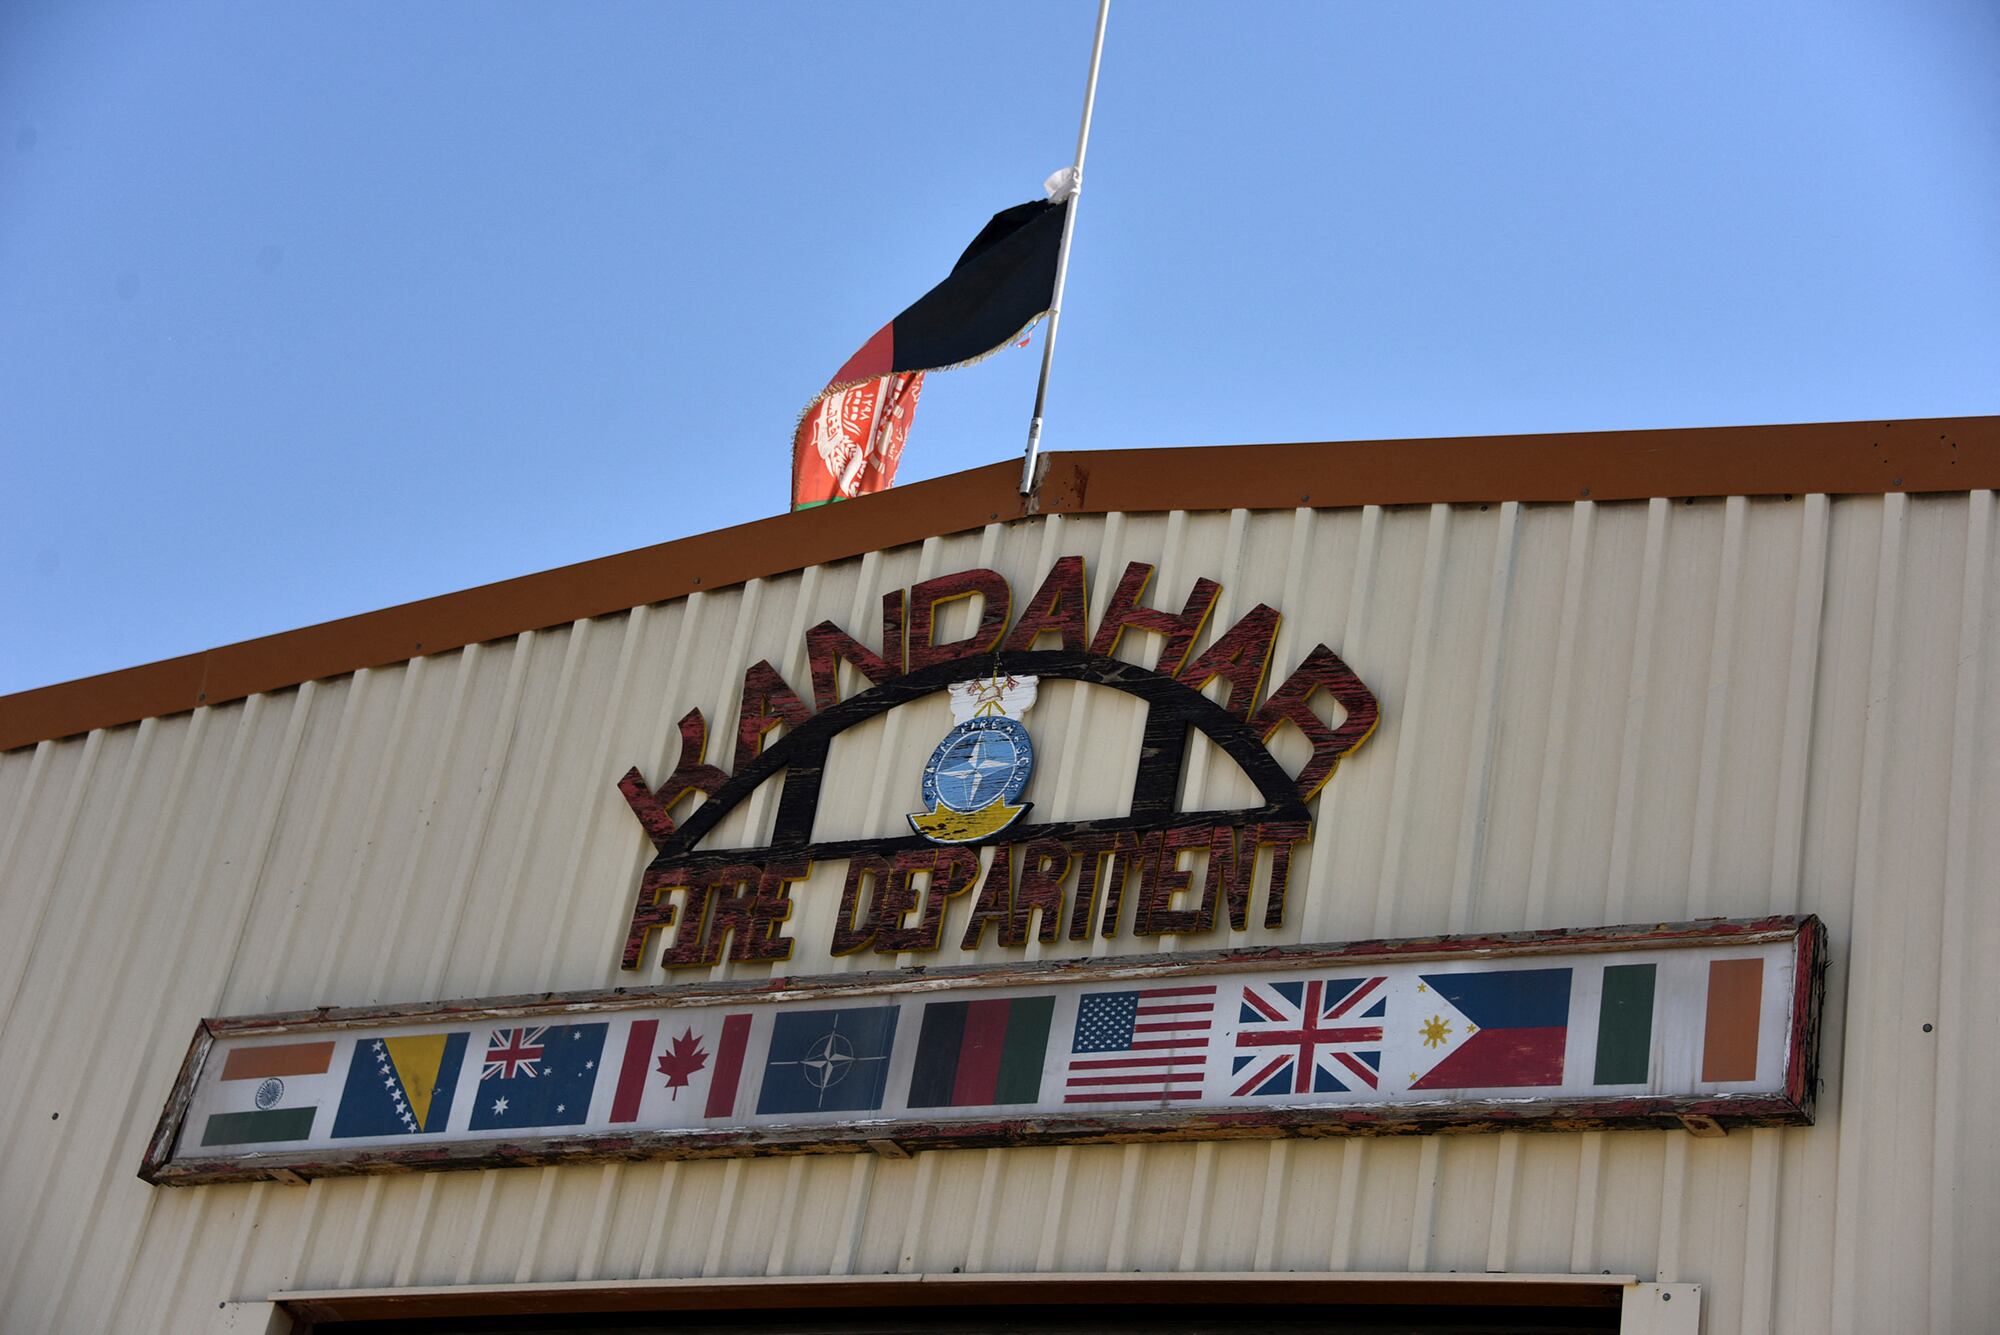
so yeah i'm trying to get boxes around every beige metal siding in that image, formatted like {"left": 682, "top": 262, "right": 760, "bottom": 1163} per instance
{"left": 1, "top": 494, "right": 1995, "bottom": 1332}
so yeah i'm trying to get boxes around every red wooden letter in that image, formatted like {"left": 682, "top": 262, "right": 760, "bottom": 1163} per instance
{"left": 1011, "top": 840, "right": 1073, "bottom": 945}
{"left": 907, "top": 568, "right": 1012, "bottom": 671}
{"left": 958, "top": 847, "right": 1018, "bottom": 951}
{"left": 1088, "top": 562, "right": 1221, "bottom": 674}
{"left": 832, "top": 854, "right": 892, "bottom": 956}
{"left": 1254, "top": 822, "right": 1313, "bottom": 929}
{"left": 618, "top": 709, "right": 731, "bottom": 848}
{"left": 1177, "top": 604, "right": 1281, "bottom": 721}
{"left": 621, "top": 868, "right": 687, "bottom": 969}
{"left": 1250, "top": 644, "right": 1381, "bottom": 798}
{"left": 804, "top": 589, "right": 907, "bottom": 711}
{"left": 733, "top": 661, "right": 813, "bottom": 774}
{"left": 1132, "top": 826, "right": 1205, "bottom": 936}
{"left": 879, "top": 847, "right": 980, "bottom": 952}
{"left": 1002, "top": 556, "right": 1089, "bottom": 653}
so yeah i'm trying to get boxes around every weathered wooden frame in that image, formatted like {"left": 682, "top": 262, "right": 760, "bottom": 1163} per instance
{"left": 141, "top": 914, "right": 1825, "bottom": 1186}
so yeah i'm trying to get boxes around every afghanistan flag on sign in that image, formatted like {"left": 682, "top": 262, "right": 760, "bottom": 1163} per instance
{"left": 791, "top": 192, "right": 1069, "bottom": 510}
{"left": 906, "top": 995, "right": 1055, "bottom": 1109}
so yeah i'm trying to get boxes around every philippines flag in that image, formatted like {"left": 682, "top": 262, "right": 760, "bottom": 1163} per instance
{"left": 1408, "top": 968, "right": 1573, "bottom": 1090}
{"left": 1063, "top": 985, "right": 1216, "bottom": 1104}
{"left": 1230, "top": 976, "right": 1386, "bottom": 1097}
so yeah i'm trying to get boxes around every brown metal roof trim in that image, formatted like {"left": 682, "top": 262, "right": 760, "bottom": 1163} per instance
{"left": 4, "top": 414, "right": 1994, "bottom": 752}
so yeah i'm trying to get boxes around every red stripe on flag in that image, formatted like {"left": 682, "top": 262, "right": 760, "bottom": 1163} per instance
{"left": 1235, "top": 1025, "right": 1382, "bottom": 1048}
{"left": 1328, "top": 976, "right": 1384, "bottom": 1018}
{"left": 1240, "top": 989, "right": 1288, "bottom": 1022}
{"left": 610, "top": 1019, "right": 658, "bottom": 1123}
{"left": 1334, "top": 1051, "right": 1380, "bottom": 1088}
{"left": 1064, "top": 1090, "right": 1203, "bottom": 1103}
{"left": 704, "top": 1014, "right": 752, "bottom": 1119}
{"left": 828, "top": 323, "right": 894, "bottom": 387}
{"left": 1069, "top": 1055, "right": 1206, "bottom": 1070}
{"left": 1066, "top": 1072, "right": 1202, "bottom": 1087}
{"left": 951, "top": 998, "right": 1011, "bottom": 1107}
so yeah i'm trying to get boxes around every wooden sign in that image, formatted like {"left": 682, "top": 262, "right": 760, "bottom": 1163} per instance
{"left": 617, "top": 558, "right": 1381, "bottom": 970}
{"left": 141, "top": 916, "right": 1824, "bottom": 1185}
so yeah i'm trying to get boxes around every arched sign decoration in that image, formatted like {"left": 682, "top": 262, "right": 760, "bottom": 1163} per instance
{"left": 614, "top": 557, "right": 1382, "bottom": 971}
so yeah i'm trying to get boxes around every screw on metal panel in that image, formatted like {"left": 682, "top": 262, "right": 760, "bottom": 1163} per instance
{"left": 1579, "top": 487, "right": 1591, "bottom": 498}
{"left": 1662, "top": 1292, "right": 1673, "bottom": 1301}
{"left": 1893, "top": 477, "right": 1903, "bottom": 487}
{"left": 196, "top": 692, "right": 205, "bottom": 702}
{"left": 1923, "top": 1022, "right": 1934, "bottom": 1032}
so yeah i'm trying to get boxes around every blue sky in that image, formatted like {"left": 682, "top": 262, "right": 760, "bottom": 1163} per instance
{"left": 2, "top": 1, "right": 1996, "bottom": 695}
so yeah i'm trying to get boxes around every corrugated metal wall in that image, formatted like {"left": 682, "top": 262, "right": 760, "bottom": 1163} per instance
{"left": 2, "top": 493, "right": 1996, "bottom": 1333}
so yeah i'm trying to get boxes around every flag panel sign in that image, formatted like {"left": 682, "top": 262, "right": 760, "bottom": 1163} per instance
{"left": 146, "top": 916, "right": 1823, "bottom": 1185}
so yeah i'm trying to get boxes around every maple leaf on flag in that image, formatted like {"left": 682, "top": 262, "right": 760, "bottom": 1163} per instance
{"left": 655, "top": 1027, "right": 709, "bottom": 1099}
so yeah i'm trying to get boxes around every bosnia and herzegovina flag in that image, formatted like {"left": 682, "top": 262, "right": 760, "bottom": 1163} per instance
{"left": 331, "top": 1032, "right": 470, "bottom": 1138}
{"left": 791, "top": 193, "right": 1069, "bottom": 510}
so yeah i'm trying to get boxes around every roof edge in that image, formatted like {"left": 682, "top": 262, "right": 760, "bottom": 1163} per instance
{"left": 5, "top": 415, "right": 1995, "bottom": 751}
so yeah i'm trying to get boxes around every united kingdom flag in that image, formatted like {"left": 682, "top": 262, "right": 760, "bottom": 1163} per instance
{"left": 1231, "top": 976, "right": 1387, "bottom": 1097}
{"left": 483, "top": 1027, "right": 547, "bottom": 1080}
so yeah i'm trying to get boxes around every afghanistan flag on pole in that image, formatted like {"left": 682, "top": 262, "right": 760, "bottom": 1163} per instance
{"left": 791, "top": 192, "right": 1070, "bottom": 510}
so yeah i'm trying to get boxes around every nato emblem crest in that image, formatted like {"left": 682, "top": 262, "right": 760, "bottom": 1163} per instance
{"left": 908, "top": 673, "right": 1038, "bottom": 844}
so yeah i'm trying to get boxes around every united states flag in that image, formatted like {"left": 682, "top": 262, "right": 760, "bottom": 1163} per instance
{"left": 1063, "top": 985, "right": 1217, "bottom": 1103}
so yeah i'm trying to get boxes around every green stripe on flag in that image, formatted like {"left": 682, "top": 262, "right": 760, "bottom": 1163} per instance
{"left": 993, "top": 995, "right": 1055, "bottom": 1105}
{"left": 1593, "top": 963, "right": 1656, "bottom": 1085}
{"left": 201, "top": 1106, "right": 317, "bottom": 1147}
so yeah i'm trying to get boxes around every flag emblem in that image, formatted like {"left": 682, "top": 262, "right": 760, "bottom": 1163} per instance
{"left": 909, "top": 675, "right": 1038, "bottom": 845}
{"left": 756, "top": 1006, "right": 900, "bottom": 1115}
{"left": 1230, "top": 976, "right": 1386, "bottom": 1097}
{"left": 907, "top": 995, "right": 1055, "bottom": 1109}
{"left": 467, "top": 1023, "right": 608, "bottom": 1131}
{"left": 1408, "top": 968, "right": 1572, "bottom": 1090}
{"left": 1064, "top": 985, "right": 1216, "bottom": 1104}
{"left": 332, "top": 1032, "right": 470, "bottom": 1138}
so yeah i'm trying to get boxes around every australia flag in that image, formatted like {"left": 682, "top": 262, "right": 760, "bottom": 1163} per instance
{"left": 467, "top": 1022, "right": 608, "bottom": 1131}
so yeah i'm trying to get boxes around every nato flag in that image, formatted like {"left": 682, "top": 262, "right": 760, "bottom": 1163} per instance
{"left": 755, "top": 1006, "right": 901, "bottom": 1116}
{"left": 467, "top": 1023, "right": 608, "bottom": 1131}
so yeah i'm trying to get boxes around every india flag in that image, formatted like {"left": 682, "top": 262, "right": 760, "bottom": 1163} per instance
{"left": 198, "top": 1040, "right": 336, "bottom": 1147}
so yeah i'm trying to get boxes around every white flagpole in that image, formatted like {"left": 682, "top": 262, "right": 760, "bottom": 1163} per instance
{"left": 1019, "top": 0, "right": 1111, "bottom": 495}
